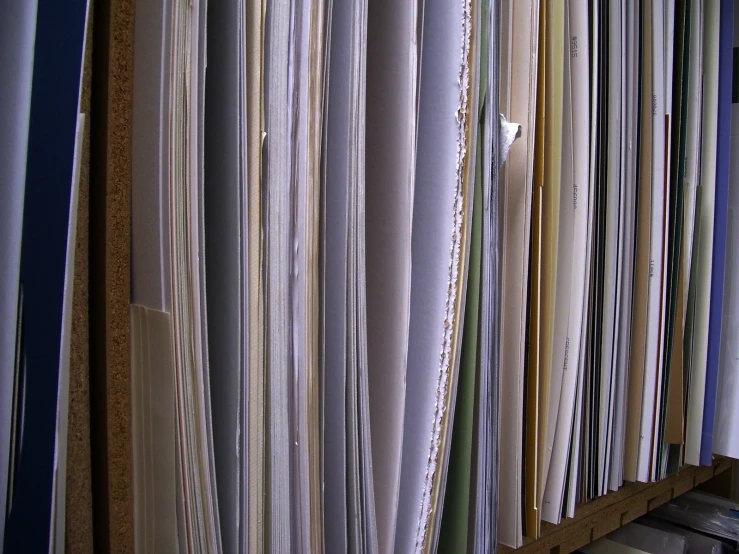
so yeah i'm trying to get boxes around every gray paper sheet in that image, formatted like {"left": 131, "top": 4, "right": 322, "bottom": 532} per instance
{"left": 365, "top": 0, "right": 417, "bottom": 550}
{"left": 0, "top": 2, "right": 38, "bottom": 543}
{"left": 204, "top": 0, "right": 247, "bottom": 550}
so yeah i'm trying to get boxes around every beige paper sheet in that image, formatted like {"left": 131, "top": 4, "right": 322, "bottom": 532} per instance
{"left": 245, "top": 1, "right": 265, "bottom": 551}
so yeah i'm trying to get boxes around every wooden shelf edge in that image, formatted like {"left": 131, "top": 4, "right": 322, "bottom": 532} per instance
{"left": 499, "top": 458, "right": 735, "bottom": 554}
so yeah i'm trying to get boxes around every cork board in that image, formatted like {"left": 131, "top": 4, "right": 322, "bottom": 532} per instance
{"left": 88, "top": 0, "right": 134, "bottom": 551}
{"left": 65, "top": 0, "right": 95, "bottom": 551}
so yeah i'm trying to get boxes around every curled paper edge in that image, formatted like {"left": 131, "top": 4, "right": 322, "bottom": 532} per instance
{"left": 499, "top": 113, "right": 522, "bottom": 167}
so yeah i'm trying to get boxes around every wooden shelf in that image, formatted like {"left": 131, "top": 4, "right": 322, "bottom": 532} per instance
{"left": 499, "top": 458, "right": 734, "bottom": 554}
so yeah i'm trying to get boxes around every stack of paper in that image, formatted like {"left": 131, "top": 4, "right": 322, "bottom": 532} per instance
{"left": 471, "top": 1, "right": 503, "bottom": 551}
{"left": 116, "top": 0, "right": 739, "bottom": 551}
{"left": 497, "top": 0, "right": 739, "bottom": 543}
{"left": 322, "top": 0, "right": 379, "bottom": 550}
{"left": 132, "top": 0, "right": 222, "bottom": 550}
{"left": 168, "top": 0, "right": 222, "bottom": 549}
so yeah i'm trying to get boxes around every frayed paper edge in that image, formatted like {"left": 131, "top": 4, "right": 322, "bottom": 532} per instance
{"left": 413, "top": 0, "right": 472, "bottom": 551}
